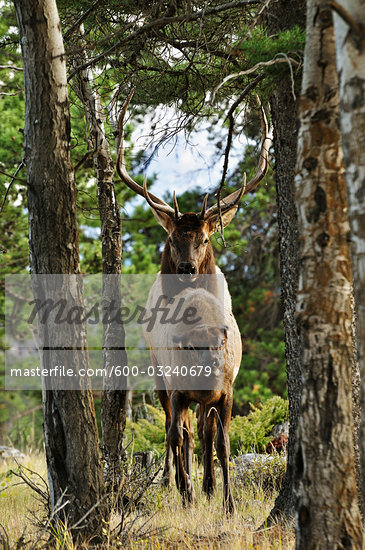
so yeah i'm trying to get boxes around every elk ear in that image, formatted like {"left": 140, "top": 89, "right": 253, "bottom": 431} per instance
{"left": 150, "top": 208, "right": 175, "bottom": 233}
{"left": 207, "top": 206, "right": 239, "bottom": 234}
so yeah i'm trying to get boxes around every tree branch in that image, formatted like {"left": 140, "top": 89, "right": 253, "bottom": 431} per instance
{"left": 330, "top": 0, "right": 363, "bottom": 36}
{"left": 0, "top": 65, "right": 23, "bottom": 71}
{"left": 210, "top": 54, "right": 300, "bottom": 104}
{"left": 0, "top": 160, "right": 26, "bottom": 215}
{"left": 216, "top": 74, "right": 265, "bottom": 245}
{"left": 67, "top": 0, "right": 262, "bottom": 81}
{"left": 63, "top": 0, "right": 104, "bottom": 41}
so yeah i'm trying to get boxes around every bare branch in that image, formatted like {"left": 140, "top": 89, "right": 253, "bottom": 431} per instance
{"left": 209, "top": 55, "right": 300, "bottom": 104}
{"left": 330, "top": 0, "right": 363, "bottom": 36}
{"left": 0, "top": 65, "right": 23, "bottom": 71}
{"left": 0, "top": 90, "right": 23, "bottom": 96}
{"left": 215, "top": 73, "right": 265, "bottom": 242}
{"left": 0, "top": 160, "right": 26, "bottom": 215}
{"left": 220, "top": 73, "right": 266, "bottom": 185}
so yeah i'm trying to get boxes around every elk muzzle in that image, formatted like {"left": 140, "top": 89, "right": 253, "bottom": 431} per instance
{"left": 177, "top": 262, "right": 197, "bottom": 277}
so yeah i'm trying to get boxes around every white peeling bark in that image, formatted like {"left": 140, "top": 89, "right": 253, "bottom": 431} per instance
{"left": 294, "top": 1, "right": 364, "bottom": 547}
{"left": 333, "top": 0, "right": 365, "bottom": 521}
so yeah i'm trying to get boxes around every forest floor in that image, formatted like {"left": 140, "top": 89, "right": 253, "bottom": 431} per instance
{"left": 0, "top": 451, "right": 295, "bottom": 549}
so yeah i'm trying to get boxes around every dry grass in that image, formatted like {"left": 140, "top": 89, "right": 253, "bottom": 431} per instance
{"left": 0, "top": 452, "right": 295, "bottom": 549}
{"left": 0, "top": 452, "right": 47, "bottom": 545}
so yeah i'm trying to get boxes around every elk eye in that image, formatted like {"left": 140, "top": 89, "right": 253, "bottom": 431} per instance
{"left": 221, "top": 339, "right": 225, "bottom": 346}
{"left": 204, "top": 238, "right": 209, "bottom": 244}
{"left": 168, "top": 237, "right": 173, "bottom": 246}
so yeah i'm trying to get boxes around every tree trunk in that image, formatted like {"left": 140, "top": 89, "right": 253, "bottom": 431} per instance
{"left": 265, "top": 0, "right": 305, "bottom": 523}
{"left": 294, "top": 1, "right": 364, "bottom": 547}
{"left": 14, "top": 0, "right": 105, "bottom": 539}
{"left": 333, "top": 0, "right": 365, "bottom": 521}
{"left": 74, "top": 39, "right": 127, "bottom": 481}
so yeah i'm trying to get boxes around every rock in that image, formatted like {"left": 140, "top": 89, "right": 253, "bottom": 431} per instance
{"left": 232, "top": 453, "right": 286, "bottom": 491}
{"left": 233, "top": 452, "right": 281, "bottom": 472}
{"left": 0, "top": 446, "right": 26, "bottom": 461}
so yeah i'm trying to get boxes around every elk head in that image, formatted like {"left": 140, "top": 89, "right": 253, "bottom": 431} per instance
{"left": 117, "top": 90, "right": 272, "bottom": 281}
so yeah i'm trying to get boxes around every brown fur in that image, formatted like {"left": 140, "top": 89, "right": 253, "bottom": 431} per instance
{"left": 159, "top": 288, "right": 237, "bottom": 512}
{"left": 146, "top": 212, "right": 241, "bottom": 513}
{"left": 161, "top": 213, "right": 216, "bottom": 276}
{"left": 160, "top": 213, "right": 217, "bottom": 299}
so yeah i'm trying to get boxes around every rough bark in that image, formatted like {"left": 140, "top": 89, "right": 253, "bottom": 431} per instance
{"left": 74, "top": 41, "right": 127, "bottom": 478}
{"left": 333, "top": 0, "right": 365, "bottom": 521}
{"left": 265, "top": 0, "right": 305, "bottom": 523}
{"left": 14, "top": 0, "right": 105, "bottom": 539}
{"left": 294, "top": 1, "right": 364, "bottom": 547}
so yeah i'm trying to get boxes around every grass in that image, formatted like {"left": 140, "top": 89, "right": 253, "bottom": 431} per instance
{"left": 0, "top": 451, "right": 294, "bottom": 549}
{"left": 0, "top": 451, "right": 47, "bottom": 545}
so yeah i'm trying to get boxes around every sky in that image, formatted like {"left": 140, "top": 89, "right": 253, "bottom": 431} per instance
{"left": 123, "top": 105, "right": 250, "bottom": 214}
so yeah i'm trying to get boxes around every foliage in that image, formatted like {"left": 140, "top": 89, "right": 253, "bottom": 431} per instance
{"left": 123, "top": 404, "right": 166, "bottom": 456}
{"left": 0, "top": 391, "right": 43, "bottom": 449}
{"left": 235, "top": 328, "right": 287, "bottom": 407}
{"left": 236, "top": 25, "right": 305, "bottom": 96}
{"left": 238, "top": 25, "right": 305, "bottom": 63}
{"left": 229, "top": 396, "right": 288, "bottom": 456}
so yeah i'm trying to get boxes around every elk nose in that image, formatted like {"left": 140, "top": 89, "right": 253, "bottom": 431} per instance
{"left": 177, "top": 262, "right": 196, "bottom": 275}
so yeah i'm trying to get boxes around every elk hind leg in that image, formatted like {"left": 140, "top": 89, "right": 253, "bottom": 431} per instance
{"left": 182, "top": 408, "right": 195, "bottom": 501}
{"left": 169, "top": 394, "right": 195, "bottom": 505}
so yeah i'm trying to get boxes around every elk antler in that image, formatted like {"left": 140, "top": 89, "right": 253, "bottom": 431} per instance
{"left": 116, "top": 89, "right": 176, "bottom": 217}
{"left": 173, "top": 191, "right": 181, "bottom": 219}
{"left": 143, "top": 176, "right": 181, "bottom": 218}
{"left": 117, "top": 90, "right": 272, "bottom": 223}
{"left": 204, "top": 100, "right": 273, "bottom": 220}
{"left": 200, "top": 193, "right": 209, "bottom": 219}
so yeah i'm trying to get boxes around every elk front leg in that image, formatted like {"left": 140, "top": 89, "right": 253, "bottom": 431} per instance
{"left": 182, "top": 408, "right": 195, "bottom": 494}
{"left": 157, "top": 388, "right": 173, "bottom": 486}
{"left": 168, "top": 392, "right": 195, "bottom": 505}
{"left": 216, "top": 393, "right": 235, "bottom": 514}
{"left": 202, "top": 406, "right": 217, "bottom": 498}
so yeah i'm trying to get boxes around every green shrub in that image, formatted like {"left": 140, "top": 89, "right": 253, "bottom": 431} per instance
{"left": 123, "top": 404, "right": 167, "bottom": 456}
{"left": 230, "top": 396, "right": 288, "bottom": 456}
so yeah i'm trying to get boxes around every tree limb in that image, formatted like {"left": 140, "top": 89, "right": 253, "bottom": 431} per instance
{"left": 67, "top": 0, "right": 262, "bottom": 81}
{"left": 210, "top": 54, "right": 300, "bottom": 104}
{"left": 63, "top": 0, "right": 104, "bottom": 41}
{"left": 0, "top": 160, "right": 25, "bottom": 214}
{"left": 216, "top": 74, "right": 266, "bottom": 244}
{"left": 330, "top": 0, "right": 363, "bottom": 36}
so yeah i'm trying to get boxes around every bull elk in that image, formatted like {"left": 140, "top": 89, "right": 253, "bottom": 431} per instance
{"left": 117, "top": 91, "right": 272, "bottom": 512}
